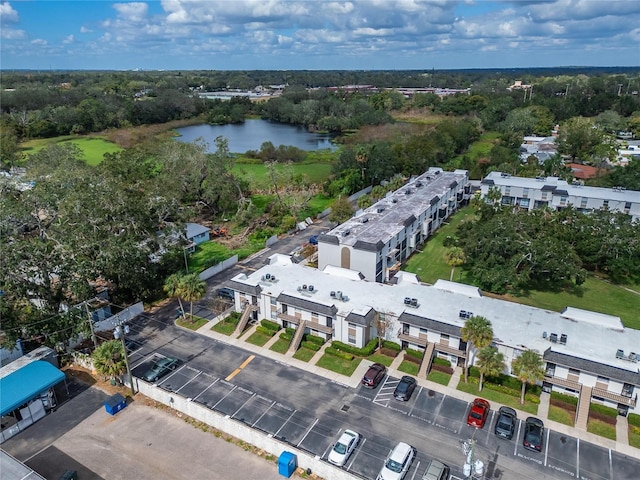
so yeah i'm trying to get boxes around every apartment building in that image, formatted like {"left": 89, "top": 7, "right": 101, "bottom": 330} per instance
{"left": 480, "top": 171, "right": 640, "bottom": 222}
{"left": 318, "top": 168, "right": 471, "bottom": 283}
{"left": 227, "top": 255, "right": 640, "bottom": 416}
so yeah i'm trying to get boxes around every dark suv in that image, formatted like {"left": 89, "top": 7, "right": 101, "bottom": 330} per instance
{"left": 362, "top": 363, "right": 387, "bottom": 388}
{"left": 393, "top": 376, "right": 417, "bottom": 401}
{"left": 523, "top": 417, "right": 545, "bottom": 452}
{"left": 494, "top": 406, "right": 517, "bottom": 439}
{"left": 217, "top": 287, "right": 234, "bottom": 300}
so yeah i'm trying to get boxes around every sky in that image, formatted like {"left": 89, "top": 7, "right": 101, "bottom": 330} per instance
{"left": 1, "top": 0, "right": 639, "bottom": 71}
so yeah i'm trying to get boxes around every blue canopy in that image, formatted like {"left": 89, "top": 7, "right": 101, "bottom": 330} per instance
{"left": 0, "top": 360, "right": 65, "bottom": 416}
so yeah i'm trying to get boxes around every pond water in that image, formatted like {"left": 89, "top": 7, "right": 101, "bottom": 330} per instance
{"left": 175, "top": 119, "right": 336, "bottom": 153}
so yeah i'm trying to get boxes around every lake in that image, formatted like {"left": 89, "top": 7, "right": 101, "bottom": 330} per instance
{"left": 175, "top": 119, "right": 337, "bottom": 153}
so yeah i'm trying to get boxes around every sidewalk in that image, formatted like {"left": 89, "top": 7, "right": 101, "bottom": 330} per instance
{"left": 190, "top": 317, "right": 638, "bottom": 458}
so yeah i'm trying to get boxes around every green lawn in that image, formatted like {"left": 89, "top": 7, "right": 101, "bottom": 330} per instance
{"left": 548, "top": 405, "right": 575, "bottom": 426}
{"left": 397, "top": 361, "right": 419, "bottom": 376}
{"left": 245, "top": 331, "right": 272, "bottom": 347}
{"left": 452, "top": 131, "right": 500, "bottom": 164}
{"left": 457, "top": 379, "right": 539, "bottom": 414}
{"left": 269, "top": 338, "right": 291, "bottom": 354}
{"left": 293, "top": 347, "right": 317, "bottom": 362}
{"left": 20, "top": 135, "right": 122, "bottom": 166}
{"left": 587, "top": 418, "right": 617, "bottom": 440}
{"left": 211, "top": 318, "right": 238, "bottom": 336}
{"left": 232, "top": 161, "right": 332, "bottom": 189}
{"left": 366, "top": 353, "right": 395, "bottom": 367}
{"left": 316, "top": 353, "right": 362, "bottom": 376}
{"left": 629, "top": 426, "right": 640, "bottom": 449}
{"left": 427, "top": 370, "right": 452, "bottom": 386}
{"left": 403, "top": 205, "right": 640, "bottom": 329}
{"left": 175, "top": 315, "right": 208, "bottom": 330}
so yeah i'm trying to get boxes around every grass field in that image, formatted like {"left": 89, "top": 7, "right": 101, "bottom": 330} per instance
{"left": 587, "top": 418, "right": 617, "bottom": 440}
{"left": 548, "top": 405, "right": 574, "bottom": 426}
{"left": 397, "top": 361, "right": 419, "bottom": 376}
{"left": 404, "top": 206, "right": 640, "bottom": 329}
{"left": 175, "top": 316, "right": 208, "bottom": 330}
{"left": 427, "top": 370, "right": 452, "bottom": 386}
{"left": 316, "top": 353, "right": 362, "bottom": 376}
{"left": 245, "top": 331, "right": 272, "bottom": 347}
{"left": 452, "top": 131, "right": 500, "bottom": 164}
{"left": 232, "top": 161, "right": 332, "bottom": 188}
{"left": 269, "top": 338, "right": 290, "bottom": 354}
{"left": 293, "top": 347, "right": 317, "bottom": 362}
{"left": 366, "top": 353, "right": 395, "bottom": 367}
{"left": 457, "top": 379, "right": 539, "bottom": 414}
{"left": 20, "top": 135, "right": 122, "bottom": 166}
{"left": 210, "top": 317, "right": 238, "bottom": 336}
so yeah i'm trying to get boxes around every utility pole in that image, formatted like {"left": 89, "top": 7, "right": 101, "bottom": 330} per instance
{"left": 114, "top": 321, "right": 135, "bottom": 398}
{"left": 85, "top": 302, "right": 98, "bottom": 349}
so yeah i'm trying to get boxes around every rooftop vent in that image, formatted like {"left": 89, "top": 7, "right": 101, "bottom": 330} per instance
{"left": 404, "top": 297, "right": 412, "bottom": 305}
{"left": 361, "top": 217, "right": 369, "bottom": 223}
{"left": 308, "top": 285, "right": 314, "bottom": 292}
{"left": 330, "top": 291, "right": 336, "bottom": 297}
{"left": 459, "top": 310, "right": 473, "bottom": 319}
{"left": 342, "top": 229, "right": 351, "bottom": 237}
{"left": 559, "top": 334, "right": 567, "bottom": 345}
{"left": 411, "top": 298, "right": 418, "bottom": 307}
{"left": 377, "top": 207, "right": 385, "bottom": 213}
{"left": 549, "top": 333, "right": 558, "bottom": 343}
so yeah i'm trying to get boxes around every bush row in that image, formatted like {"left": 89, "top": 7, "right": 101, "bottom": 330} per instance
{"left": 431, "top": 363, "right": 454, "bottom": 375}
{"left": 432, "top": 357, "right": 452, "bottom": 367}
{"left": 285, "top": 327, "right": 296, "bottom": 336}
{"left": 331, "top": 338, "right": 378, "bottom": 357}
{"left": 280, "top": 332, "right": 293, "bottom": 341}
{"left": 256, "top": 325, "right": 277, "bottom": 337}
{"left": 404, "top": 354, "right": 422, "bottom": 365}
{"left": 468, "top": 367, "right": 542, "bottom": 396}
{"left": 260, "top": 319, "right": 281, "bottom": 331}
{"left": 405, "top": 348, "right": 424, "bottom": 360}
{"left": 382, "top": 340, "right": 401, "bottom": 352}
{"left": 304, "top": 334, "right": 325, "bottom": 345}
{"left": 325, "top": 347, "right": 354, "bottom": 360}
{"left": 589, "top": 402, "right": 618, "bottom": 419}
{"left": 300, "top": 341, "right": 322, "bottom": 351}
{"left": 628, "top": 413, "right": 640, "bottom": 428}
{"left": 550, "top": 391, "right": 579, "bottom": 406}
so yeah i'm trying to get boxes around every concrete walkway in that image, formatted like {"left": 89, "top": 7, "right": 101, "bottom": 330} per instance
{"left": 187, "top": 318, "right": 638, "bottom": 457}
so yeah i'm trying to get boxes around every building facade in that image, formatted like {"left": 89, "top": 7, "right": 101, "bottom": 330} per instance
{"left": 227, "top": 255, "right": 640, "bottom": 415}
{"left": 318, "top": 168, "right": 471, "bottom": 283}
{"left": 480, "top": 171, "right": 640, "bottom": 222}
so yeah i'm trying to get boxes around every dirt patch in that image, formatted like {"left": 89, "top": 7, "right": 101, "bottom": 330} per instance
{"left": 62, "top": 364, "right": 130, "bottom": 398}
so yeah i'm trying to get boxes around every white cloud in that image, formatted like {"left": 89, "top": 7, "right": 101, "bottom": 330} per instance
{"left": 113, "top": 2, "right": 149, "bottom": 23}
{"left": 63, "top": 34, "right": 74, "bottom": 44}
{"left": 80, "top": 26, "right": 92, "bottom": 33}
{"left": 0, "top": 27, "right": 24, "bottom": 39}
{"left": 0, "top": 1, "right": 19, "bottom": 24}
{"left": 31, "top": 38, "right": 47, "bottom": 45}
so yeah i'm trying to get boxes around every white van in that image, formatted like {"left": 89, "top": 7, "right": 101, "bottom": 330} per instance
{"left": 376, "top": 442, "right": 416, "bottom": 480}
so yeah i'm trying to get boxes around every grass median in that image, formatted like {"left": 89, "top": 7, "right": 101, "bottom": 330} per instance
{"left": 316, "top": 353, "right": 362, "bottom": 376}
{"left": 457, "top": 378, "right": 539, "bottom": 415}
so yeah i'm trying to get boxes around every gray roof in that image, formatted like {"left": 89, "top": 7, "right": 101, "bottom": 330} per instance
{"left": 544, "top": 349, "right": 640, "bottom": 386}
{"left": 345, "top": 308, "right": 376, "bottom": 327}
{"left": 226, "top": 279, "right": 261, "bottom": 296}
{"left": 185, "top": 222, "right": 209, "bottom": 239}
{"left": 276, "top": 293, "right": 338, "bottom": 317}
{"left": 398, "top": 312, "right": 463, "bottom": 336}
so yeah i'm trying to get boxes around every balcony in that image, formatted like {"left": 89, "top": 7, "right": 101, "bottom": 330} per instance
{"left": 306, "top": 320, "right": 333, "bottom": 335}
{"left": 398, "top": 332, "right": 428, "bottom": 347}
{"left": 277, "top": 311, "right": 302, "bottom": 325}
{"left": 592, "top": 387, "right": 637, "bottom": 407}
{"left": 434, "top": 342, "right": 466, "bottom": 359}
{"left": 544, "top": 375, "right": 582, "bottom": 392}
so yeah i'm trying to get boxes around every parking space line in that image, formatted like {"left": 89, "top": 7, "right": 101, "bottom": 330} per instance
{"left": 175, "top": 370, "right": 202, "bottom": 394}
{"left": 608, "top": 446, "right": 612, "bottom": 480}
{"left": 158, "top": 364, "right": 185, "bottom": 384}
{"left": 544, "top": 428, "right": 550, "bottom": 466}
{"left": 297, "top": 418, "right": 319, "bottom": 447}
{"left": 232, "top": 392, "right": 256, "bottom": 418}
{"left": 321, "top": 428, "right": 340, "bottom": 459}
{"left": 408, "top": 387, "right": 423, "bottom": 417}
{"left": 514, "top": 420, "right": 522, "bottom": 456}
{"left": 252, "top": 400, "right": 276, "bottom": 427}
{"left": 346, "top": 437, "right": 366, "bottom": 471}
{"left": 192, "top": 377, "right": 218, "bottom": 401}
{"left": 213, "top": 385, "right": 237, "bottom": 409}
{"left": 225, "top": 354, "right": 255, "bottom": 381}
{"left": 274, "top": 409, "right": 297, "bottom": 437}
{"left": 410, "top": 460, "right": 421, "bottom": 480}
{"left": 576, "top": 438, "right": 579, "bottom": 478}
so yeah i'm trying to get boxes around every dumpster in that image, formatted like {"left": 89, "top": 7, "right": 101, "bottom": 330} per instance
{"left": 104, "top": 393, "right": 127, "bottom": 415}
{"left": 277, "top": 451, "right": 297, "bottom": 478}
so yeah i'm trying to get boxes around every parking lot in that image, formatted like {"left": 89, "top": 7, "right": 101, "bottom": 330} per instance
{"left": 123, "top": 340, "right": 639, "bottom": 480}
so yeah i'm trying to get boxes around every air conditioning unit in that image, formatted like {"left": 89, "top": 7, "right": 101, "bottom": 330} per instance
{"left": 330, "top": 291, "right": 336, "bottom": 297}
{"left": 271, "top": 275, "right": 276, "bottom": 281}
{"left": 560, "top": 334, "right": 567, "bottom": 345}
{"left": 404, "top": 297, "right": 412, "bottom": 305}
{"left": 261, "top": 275, "right": 267, "bottom": 281}
{"left": 377, "top": 207, "right": 385, "bottom": 213}
{"left": 342, "top": 229, "right": 351, "bottom": 237}
{"left": 411, "top": 298, "right": 418, "bottom": 307}
{"left": 336, "top": 291, "right": 343, "bottom": 300}
{"left": 459, "top": 310, "right": 467, "bottom": 318}
{"left": 308, "top": 285, "right": 314, "bottom": 292}
{"left": 550, "top": 333, "right": 558, "bottom": 343}
{"left": 265, "top": 273, "right": 271, "bottom": 280}
{"left": 342, "top": 295, "right": 349, "bottom": 302}
{"left": 302, "top": 284, "right": 307, "bottom": 290}
{"left": 361, "top": 217, "right": 369, "bottom": 223}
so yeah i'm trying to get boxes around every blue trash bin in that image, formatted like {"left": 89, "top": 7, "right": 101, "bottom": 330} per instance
{"left": 277, "top": 451, "right": 297, "bottom": 478}
{"left": 104, "top": 393, "right": 127, "bottom": 415}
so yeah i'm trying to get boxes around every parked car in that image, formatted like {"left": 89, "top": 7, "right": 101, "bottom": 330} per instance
{"left": 494, "top": 406, "right": 517, "bottom": 439}
{"left": 523, "top": 417, "right": 545, "bottom": 452}
{"left": 376, "top": 442, "right": 415, "bottom": 480}
{"left": 217, "top": 287, "right": 234, "bottom": 300}
{"left": 327, "top": 429, "right": 360, "bottom": 467}
{"left": 142, "top": 357, "right": 178, "bottom": 382}
{"left": 466, "top": 398, "right": 490, "bottom": 428}
{"left": 362, "top": 363, "right": 387, "bottom": 388}
{"left": 421, "top": 459, "right": 450, "bottom": 480}
{"left": 393, "top": 376, "right": 417, "bottom": 401}
{"left": 309, "top": 235, "right": 319, "bottom": 245}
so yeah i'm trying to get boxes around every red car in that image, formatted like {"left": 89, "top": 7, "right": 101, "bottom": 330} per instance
{"left": 361, "top": 363, "right": 387, "bottom": 388}
{"left": 467, "top": 398, "right": 491, "bottom": 428}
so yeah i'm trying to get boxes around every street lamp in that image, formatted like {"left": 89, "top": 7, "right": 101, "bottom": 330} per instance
{"left": 113, "top": 322, "right": 135, "bottom": 398}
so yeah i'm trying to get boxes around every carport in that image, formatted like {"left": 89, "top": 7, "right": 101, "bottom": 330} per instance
{"left": 1, "top": 360, "right": 67, "bottom": 443}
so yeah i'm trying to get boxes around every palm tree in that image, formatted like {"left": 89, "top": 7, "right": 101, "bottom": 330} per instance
{"left": 92, "top": 340, "right": 126, "bottom": 383}
{"left": 164, "top": 273, "right": 186, "bottom": 320}
{"left": 180, "top": 273, "right": 206, "bottom": 322}
{"left": 461, "top": 315, "right": 494, "bottom": 383}
{"left": 444, "top": 246, "right": 466, "bottom": 281}
{"left": 476, "top": 346, "right": 505, "bottom": 392}
{"left": 511, "top": 349, "right": 545, "bottom": 405}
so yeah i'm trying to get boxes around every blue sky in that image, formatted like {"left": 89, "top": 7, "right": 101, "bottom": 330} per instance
{"left": 1, "top": 1, "right": 639, "bottom": 70}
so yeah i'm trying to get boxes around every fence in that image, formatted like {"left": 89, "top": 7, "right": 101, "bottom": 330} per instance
{"left": 199, "top": 255, "right": 239, "bottom": 281}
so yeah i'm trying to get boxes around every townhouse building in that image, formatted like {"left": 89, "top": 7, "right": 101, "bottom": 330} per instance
{"left": 227, "top": 255, "right": 640, "bottom": 416}
{"left": 318, "top": 168, "right": 471, "bottom": 283}
{"left": 480, "top": 171, "right": 640, "bottom": 222}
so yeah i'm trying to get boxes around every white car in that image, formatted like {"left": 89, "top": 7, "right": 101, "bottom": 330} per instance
{"left": 377, "top": 442, "right": 416, "bottom": 480}
{"left": 327, "top": 429, "right": 360, "bottom": 467}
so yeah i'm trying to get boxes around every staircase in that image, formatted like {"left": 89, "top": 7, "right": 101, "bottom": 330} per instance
{"left": 575, "top": 386, "right": 592, "bottom": 430}
{"left": 288, "top": 320, "right": 307, "bottom": 354}
{"left": 418, "top": 342, "right": 436, "bottom": 379}
{"left": 233, "top": 303, "right": 254, "bottom": 338}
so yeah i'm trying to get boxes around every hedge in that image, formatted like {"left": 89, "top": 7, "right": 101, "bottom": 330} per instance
{"left": 325, "top": 347, "right": 354, "bottom": 360}
{"left": 589, "top": 403, "right": 618, "bottom": 420}
{"left": 304, "top": 334, "right": 325, "bottom": 345}
{"left": 331, "top": 338, "right": 378, "bottom": 357}
{"left": 300, "top": 341, "right": 322, "bottom": 351}
{"left": 382, "top": 340, "right": 401, "bottom": 352}
{"left": 468, "top": 366, "right": 542, "bottom": 396}
{"left": 628, "top": 413, "right": 640, "bottom": 427}
{"left": 431, "top": 363, "right": 454, "bottom": 375}
{"left": 260, "top": 319, "right": 281, "bottom": 331}
{"left": 433, "top": 357, "right": 452, "bottom": 367}
{"left": 256, "top": 325, "right": 277, "bottom": 337}
{"left": 280, "top": 332, "right": 293, "bottom": 341}
{"left": 405, "top": 348, "right": 424, "bottom": 360}
{"left": 285, "top": 327, "right": 296, "bottom": 336}
{"left": 550, "top": 391, "right": 579, "bottom": 406}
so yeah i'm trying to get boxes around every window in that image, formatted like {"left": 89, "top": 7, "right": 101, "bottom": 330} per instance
{"left": 596, "top": 376, "right": 609, "bottom": 384}
{"left": 505, "top": 186, "right": 511, "bottom": 195}
{"left": 580, "top": 198, "right": 588, "bottom": 208}
{"left": 348, "top": 324, "right": 356, "bottom": 344}
{"left": 523, "top": 188, "right": 529, "bottom": 197}
{"left": 560, "top": 195, "right": 567, "bottom": 204}
{"left": 326, "top": 316, "right": 333, "bottom": 328}
{"left": 311, "top": 312, "right": 318, "bottom": 321}
{"left": 542, "top": 192, "right": 548, "bottom": 200}
{"left": 270, "top": 297, "right": 276, "bottom": 305}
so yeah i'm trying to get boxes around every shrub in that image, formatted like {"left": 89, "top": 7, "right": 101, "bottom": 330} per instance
{"left": 325, "top": 347, "right": 354, "bottom": 360}
{"left": 550, "top": 391, "right": 579, "bottom": 406}
{"left": 433, "top": 357, "right": 452, "bottom": 367}
{"left": 404, "top": 355, "right": 421, "bottom": 365}
{"left": 589, "top": 403, "right": 618, "bottom": 425}
{"left": 380, "top": 347, "right": 399, "bottom": 357}
{"left": 331, "top": 338, "right": 378, "bottom": 357}
{"left": 260, "top": 319, "right": 281, "bottom": 331}
{"left": 301, "top": 341, "right": 322, "bottom": 351}
{"left": 431, "top": 363, "right": 454, "bottom": 375}
{"left": 304, "top": 334, "right": 325, "bottom": 345}
{"left": 405, "top": 348, "right": 424, "bottom": 360}
{"left": 280, "top": 332, "right": 293, "bottom": 341}
{"left": 285, "top": 327, "right": 296, "bottom": 336}
{"left": 382, "top": 340, "right": 401, "bottom": 352}
{"left": 628, "top": 413, "right": 640, "bottom": 427}
{"left": 256, "top": 326, "right": 276, "bottom": 337}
